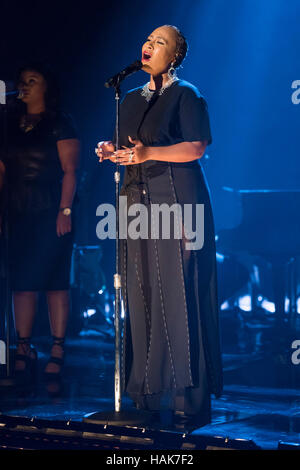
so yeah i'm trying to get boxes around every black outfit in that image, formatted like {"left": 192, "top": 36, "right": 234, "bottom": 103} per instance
{"left": 1, "top": 111, "right": 77, "bottom": 291}
{"left": 118, "top": 79, "right": 223, "bottom": 421}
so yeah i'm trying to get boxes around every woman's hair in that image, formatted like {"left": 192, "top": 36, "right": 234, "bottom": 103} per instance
{"left": 163, "top": 25, "right": 189, "bottom": 69}
{"left": 15, "top": 61, "right": 61, "bottom": 114}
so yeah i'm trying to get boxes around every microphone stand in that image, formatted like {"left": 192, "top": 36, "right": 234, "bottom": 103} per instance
{"left": 84, "top": 74, "right": 151, "bottom": 426}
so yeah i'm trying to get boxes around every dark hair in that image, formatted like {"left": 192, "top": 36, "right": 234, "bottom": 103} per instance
{"left": 163, "top": 25, "right": 188, "bottom": 68}
{"left": 15, "top": 61, "right": 61, "bottom": 114}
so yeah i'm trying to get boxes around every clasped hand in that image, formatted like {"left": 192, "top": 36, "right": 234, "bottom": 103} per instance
{"left": 95, "top": 136, "right": 149, "bottom": 165}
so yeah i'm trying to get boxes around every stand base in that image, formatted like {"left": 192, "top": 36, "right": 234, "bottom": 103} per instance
{"left": 83, "top": 409, "right": 153, "bottom": 427}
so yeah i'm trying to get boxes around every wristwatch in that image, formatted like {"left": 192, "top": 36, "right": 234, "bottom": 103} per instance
{"left": 59, "top": 207, "right": 72, "bottom": 216}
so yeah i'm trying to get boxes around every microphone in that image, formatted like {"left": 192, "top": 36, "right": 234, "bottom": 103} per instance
{"left": 0, "top": 90, "right": 23, "bottom": 98}
{"left": 0, "top": 89, "right": 23, "bottom": 105}
{"left": 104, "top": 60, "right": 143, "bottom": 88}
{"left": 0, "top": 80, "right": 24, "bottom": 104}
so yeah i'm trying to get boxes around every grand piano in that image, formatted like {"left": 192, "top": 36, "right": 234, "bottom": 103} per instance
{"left": 216, "top": 187, "right": 300, "bottom": 324}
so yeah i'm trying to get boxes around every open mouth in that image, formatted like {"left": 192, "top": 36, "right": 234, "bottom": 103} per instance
{"left": 142, "top": 51, "right": 152, "bottom": 61}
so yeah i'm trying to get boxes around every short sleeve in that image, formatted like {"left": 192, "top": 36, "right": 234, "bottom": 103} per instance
{"left": 179, "top": 86, "right": 212, "bottom": 145}
{"left": 53, "top": 113, "right": 78, "bottom": 142}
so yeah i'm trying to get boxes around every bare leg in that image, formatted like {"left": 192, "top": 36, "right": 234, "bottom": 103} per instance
{"left": 13, "top": 291, "right": 38, "bottom": 370}
{"left": 45, "top": 290, "right": 70, "bottom": 373}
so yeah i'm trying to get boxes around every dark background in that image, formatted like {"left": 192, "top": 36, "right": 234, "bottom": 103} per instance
{"left": 1, "top": 0, "right": 300, "bottom": 290}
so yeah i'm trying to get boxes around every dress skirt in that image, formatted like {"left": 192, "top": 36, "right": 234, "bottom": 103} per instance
{"left": 120, "top": 160, "right": 223, "bottom": 419}
{"left": 8, "top": 207, "right": 74, "bottom": 291}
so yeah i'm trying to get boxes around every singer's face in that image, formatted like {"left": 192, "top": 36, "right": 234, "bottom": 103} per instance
{"left": 141, "top": 26, "right": 178, "bottom": 76}
{"left": 18, "top": 70, "right": 47, "bottom": 106}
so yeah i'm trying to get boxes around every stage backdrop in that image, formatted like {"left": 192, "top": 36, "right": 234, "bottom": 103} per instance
{"left": 1, "top": 0, "right": 300, "bottom": 289}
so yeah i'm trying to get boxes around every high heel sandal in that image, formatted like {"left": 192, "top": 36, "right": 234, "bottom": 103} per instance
{"left": 14, "top": 336, "right": 38, "bottom": 387}
{"left": 44, "top": 336, "right": 65, "bottom": 394}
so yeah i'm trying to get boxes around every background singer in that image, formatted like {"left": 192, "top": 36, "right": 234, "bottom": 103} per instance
{"left": 0, "top": 62, "right": 80, "bottom": 394}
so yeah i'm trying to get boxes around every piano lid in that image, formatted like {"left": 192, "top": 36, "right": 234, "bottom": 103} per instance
{"left": 222, "top": 186, "right": 300, "bottom": 193}
{"left": 217, "top": 187, "right": 300, "bottom": 257}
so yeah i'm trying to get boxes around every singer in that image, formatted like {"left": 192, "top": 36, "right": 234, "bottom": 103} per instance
{"left": 96, "top": 25, "right": 222, "bottom": 426}
{"left": 0, "top": 62, "right": 80, "bottom": 393}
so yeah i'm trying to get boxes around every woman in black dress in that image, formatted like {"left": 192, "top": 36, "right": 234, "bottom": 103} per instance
{"left": 96, "top": 25, "right": 222, "bottom": 425}
{"left": 0, "top": 63, "right": 80, "bottom": 388}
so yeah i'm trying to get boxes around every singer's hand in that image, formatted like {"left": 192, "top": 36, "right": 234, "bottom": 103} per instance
{"left": 113, "top": 136, "right": 149, "bottom": 165}
{"left": 95, "top": 141, "right": 115, "bottom": 162}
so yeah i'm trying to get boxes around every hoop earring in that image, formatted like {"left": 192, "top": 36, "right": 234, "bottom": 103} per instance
{"left": 167, "top": 63, "right": 177, "bottom": 80}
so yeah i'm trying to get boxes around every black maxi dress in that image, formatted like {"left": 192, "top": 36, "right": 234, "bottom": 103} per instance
{"left": 118, "top": 79, "right": 223, "bottom": 420}
{"left": 1, "top": 112, "right": 77, "bottom": 291}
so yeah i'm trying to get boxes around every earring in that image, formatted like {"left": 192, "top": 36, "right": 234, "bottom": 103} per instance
{"left": 168, "top": 62, "right": 177, "bottom": 80}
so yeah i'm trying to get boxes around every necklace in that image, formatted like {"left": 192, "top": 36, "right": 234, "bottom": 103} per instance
{"left": 20, "top": 114, "right": 42, "bottom": 133}
{"left": 141, "top": 76, "right": 178, "bottom": 102}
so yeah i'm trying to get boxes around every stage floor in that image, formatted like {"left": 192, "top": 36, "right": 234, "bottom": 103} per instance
{"left": 0, "top": 333, "right": 299, "bottom": 450}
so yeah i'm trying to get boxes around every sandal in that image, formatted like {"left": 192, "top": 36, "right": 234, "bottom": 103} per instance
{"left": 14, "top": 336, "right": 38, "bottom": 386}
{"left": 44, "top": 336, "right": 65, "bottom": 383}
